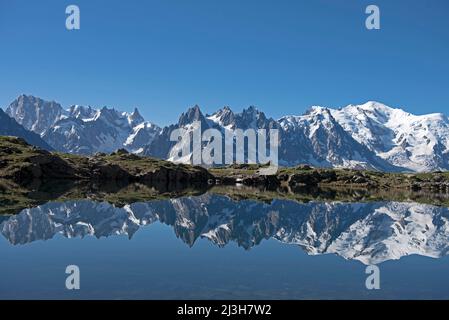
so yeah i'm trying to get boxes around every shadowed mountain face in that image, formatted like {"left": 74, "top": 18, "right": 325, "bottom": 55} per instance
{"left": 0, "top": 108, "right": 52, "bottom": 151}
{"left": 2, "top": 194, "right": 449, "bottom": 265}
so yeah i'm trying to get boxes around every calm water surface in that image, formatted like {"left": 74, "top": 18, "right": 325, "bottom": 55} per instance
{"left": 1, "top": 192, "right": 449, "bottom": 299}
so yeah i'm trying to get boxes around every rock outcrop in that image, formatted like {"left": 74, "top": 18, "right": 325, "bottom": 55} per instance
{"left": 0, "top": 136, "right": 213, "bottom": 187}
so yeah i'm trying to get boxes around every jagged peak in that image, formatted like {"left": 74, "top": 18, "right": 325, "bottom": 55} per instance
{"left": 67, "top": 105, "right": 96, "bottom": 121}
{"left": 131, "top": 107, "right": 141, "bottom": 116}
{"left": 69, "top": 104, "right": 92, "bottom": 112}
{"left": 304, "top": 105, "right": 330, "bottom": 114}
{"left": 128, "top": 107, "right": 144, "bottom": 123}
{"left": 302, "top": 106, "right": 335, "bottom": 121}
{"left": 213, "top": 105, "right": 234, "bottom": 115}
{"left": 240, "top": 105, "right": 268, "bottom": 120}
{"left": 92, "top": 106, "right": 121, "bottom": 122}
{"left": 183, "top": 104, "right": 203, "bottom": 117}
{"left": 242, "top": 105, "right": 260, "bottom": 114}
{"left": 178, "top": 104, "right": 206, "bottom": 126}
{"left": 17, "top": 94, "right": 39, "bottom": 101}
{"left": 209, "top": 106, "right": 234, "bottom": 117}
{"left": 14, "top": 94, "right": 62, "bottom": 107}
{"left": 208, "top": 106, "right": 236, "bottom": 127}
{"left": 10, "top": 94, "right": 60, "bottom": 107}
{"left": 98, "top": 106, "right": 121, "bottom": 115}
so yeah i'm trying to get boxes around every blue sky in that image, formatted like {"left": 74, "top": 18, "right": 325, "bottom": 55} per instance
{"left": 1, "top": 0, "right": 448, "bottom": 125}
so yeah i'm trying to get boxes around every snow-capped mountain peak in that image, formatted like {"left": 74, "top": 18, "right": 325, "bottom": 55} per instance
{"left": 208, "top": 106, "right": 235, "bottom": 128}
{"left": 6, "top": 94, "right": 65, "bottom": 135}
{"left": 4, "top": 95, "right": 160, "bottom": 155}
{"left": 125, "top": 121, "right": 161, "bottom": 153}
{"left": 68, "top": 105, "right": 96, "bottom": 120}
{"left": 331, "top": 101, "right": 449, "bottom": 172}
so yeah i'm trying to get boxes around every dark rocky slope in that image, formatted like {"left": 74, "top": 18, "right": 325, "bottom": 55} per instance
{"left": 0, "top": 109, "right": 52, "bottom": 151}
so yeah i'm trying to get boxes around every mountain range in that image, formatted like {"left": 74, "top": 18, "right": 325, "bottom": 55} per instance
{"left": 5, "top": 95, "right": 161, "bottom": 154}
{"left": 3, "top": 94, "right": 449, "bottom": 172}
{"left": 2, "top": 195, "right": 449, "bottom": 265}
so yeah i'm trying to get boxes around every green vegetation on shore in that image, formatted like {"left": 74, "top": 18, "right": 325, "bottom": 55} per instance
{"left": 0, "top": 136, "right": 212, "bottom": 185}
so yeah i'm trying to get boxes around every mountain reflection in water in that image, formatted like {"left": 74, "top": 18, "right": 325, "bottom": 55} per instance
{"left": 2, "top": 193, "right": 449, "bottom": 265}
